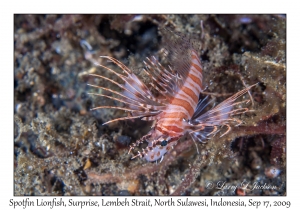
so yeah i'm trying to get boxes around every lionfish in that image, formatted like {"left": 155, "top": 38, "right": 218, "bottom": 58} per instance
{"left": 88, "top": 28, "right": 256, "bottom": 162}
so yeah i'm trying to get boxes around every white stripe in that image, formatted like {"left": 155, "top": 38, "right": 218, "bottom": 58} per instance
{"left": 164, "top": 104, "right": 191, "bottom": 118}
{"left": 190, "top": 65, "right": 203, "bottom": 81}
{"left": 185, "top": 76, "right": 202, "bottom": 97}
{"left": 175, "top": 90, "right": 197, "bottom": 108}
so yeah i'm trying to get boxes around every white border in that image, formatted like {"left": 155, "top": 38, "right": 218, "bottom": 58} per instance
{"left": 2, "top": 0, "right": 296, "bottom": 209}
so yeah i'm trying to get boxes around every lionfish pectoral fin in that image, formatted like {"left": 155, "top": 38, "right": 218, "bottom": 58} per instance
{"left": 189, "top": 83, "right": 257, "bottom": 141}
{"left": 89, "top": 56, "right": 170, "bottom": 125}
{"left": 219, "top": 124, "right": 231, "bottom": 137}
{"left": 191, "top": 95, "right": 215, "bottom": 121}
{"left": 191, "top": 83, "right": 257, "bottom": 125}
{"left": 207, "top": 125, "right": 218, "bottom": 136}
{"left": 101, "top": 114, "right": 151, "bottom": 125}
{"left": 189, "top": 126, "right": 216, "bottom": 143}
{"left": 190, "top": 134, "right": 200, "bottom": 154}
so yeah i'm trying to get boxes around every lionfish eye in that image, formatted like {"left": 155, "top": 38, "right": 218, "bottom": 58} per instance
{"left": 160, "top": 140, "right": 168, "bottom": 146}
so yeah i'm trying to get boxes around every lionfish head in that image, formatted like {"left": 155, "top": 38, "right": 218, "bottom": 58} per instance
{"left": 131, "top": 129, "right": 179, "bottom": 162}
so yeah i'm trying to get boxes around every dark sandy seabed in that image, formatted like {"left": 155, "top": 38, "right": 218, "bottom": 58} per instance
{"left": 14, "top": 14, "right": 286, "bottom": 196}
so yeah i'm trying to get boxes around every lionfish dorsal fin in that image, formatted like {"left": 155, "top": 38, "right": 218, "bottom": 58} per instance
{"left": 142, "top": 28, "right": 204, "bottom": 103}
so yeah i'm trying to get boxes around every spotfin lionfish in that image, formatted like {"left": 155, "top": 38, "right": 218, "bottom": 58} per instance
{"left": 88, "top": 28, "right": 257, "bottom": 162}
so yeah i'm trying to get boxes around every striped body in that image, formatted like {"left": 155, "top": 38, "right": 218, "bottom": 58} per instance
{"left": 156, "top": 50, "right": 203, "bottom": 137}
{"left": 142, "top": 50, "right": 204, "bottom": 162}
